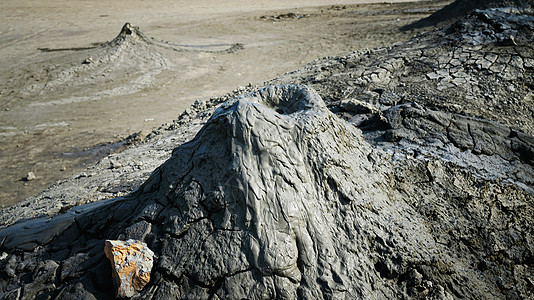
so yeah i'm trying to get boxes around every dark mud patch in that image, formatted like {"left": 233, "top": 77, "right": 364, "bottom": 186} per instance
{"left": 38, "top": 46, "right": 99, "bottom": 52}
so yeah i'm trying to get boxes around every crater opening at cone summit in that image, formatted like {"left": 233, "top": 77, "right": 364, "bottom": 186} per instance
{"left": 242, "top": 85, "right": 325, "bottom": 115}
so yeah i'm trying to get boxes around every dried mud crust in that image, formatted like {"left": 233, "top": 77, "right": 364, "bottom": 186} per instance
{"left": 272, "top": 8, "right": 534, "bottom": 136}
{"left": 0, "top": 4, "right": 534, "bottom": 300}
{"left": 404, "top": 0, "right": 534, "bottom": 29}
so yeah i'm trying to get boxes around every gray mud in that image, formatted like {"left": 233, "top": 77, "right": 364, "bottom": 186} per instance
{"left": 0, "top": 2, "right": 533, "bottom": 300}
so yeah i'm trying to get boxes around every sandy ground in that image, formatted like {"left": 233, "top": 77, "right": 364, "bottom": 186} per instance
{"left": 0, "top": 0, "right": 450, "bottom": 207}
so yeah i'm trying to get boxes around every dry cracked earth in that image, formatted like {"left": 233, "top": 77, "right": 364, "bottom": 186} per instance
{"left": 1, "top": 1, "right": 534, "bottom": 299}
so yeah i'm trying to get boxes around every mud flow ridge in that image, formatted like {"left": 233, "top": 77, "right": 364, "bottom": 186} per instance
{"left": 38, "top": 23, "right": 242, "bottom": 53}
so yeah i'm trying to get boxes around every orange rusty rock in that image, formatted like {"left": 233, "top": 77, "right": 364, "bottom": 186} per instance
{"left": 104, "top": 239, "right": 154, "bottom": 298}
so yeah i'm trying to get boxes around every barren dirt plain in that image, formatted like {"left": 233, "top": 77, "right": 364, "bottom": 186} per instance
{"left": 0, "top": 0, "right": 450, "bottom": 207}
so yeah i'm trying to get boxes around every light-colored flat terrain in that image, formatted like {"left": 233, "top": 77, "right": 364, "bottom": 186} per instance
{"left": 0, "top": 0, "right": 449, "bottom": 207}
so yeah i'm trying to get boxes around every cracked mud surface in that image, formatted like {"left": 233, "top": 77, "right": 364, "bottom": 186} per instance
{"left": 1, "top": 1, "right": 534, "bottom": 300}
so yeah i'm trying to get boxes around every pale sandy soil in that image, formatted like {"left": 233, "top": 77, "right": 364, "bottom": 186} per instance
{"left": 0, "top": 0, "right": 450, "bottom": 207}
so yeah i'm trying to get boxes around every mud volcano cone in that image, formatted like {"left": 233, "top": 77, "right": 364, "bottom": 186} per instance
{"left": 147, "top": 85, "right": 386, "bottom": 298}
{"left": 123, "top": 84, "right": 389, "bottom": 298}
{"left": 107, "top": 23, "right": 153, "bottom": 47}
{"left": 0, "top": 85, "right": 393, "bottom": 298}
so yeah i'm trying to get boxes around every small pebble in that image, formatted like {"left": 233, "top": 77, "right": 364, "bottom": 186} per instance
{"left": 26, "top": 172, "right": 36, "bottom": 181}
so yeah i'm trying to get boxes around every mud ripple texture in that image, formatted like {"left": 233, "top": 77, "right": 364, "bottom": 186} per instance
{"left": 1, "top": 5, "right": 534, "bottom": 300}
